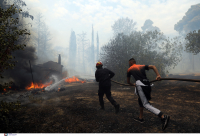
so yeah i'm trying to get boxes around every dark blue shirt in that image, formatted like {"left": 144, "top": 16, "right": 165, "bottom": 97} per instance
{"left": 127, "top": 64, "right": 149, "bottom": 81}
{"left": 95, "top": 68, "right": 115, "bottom": 88}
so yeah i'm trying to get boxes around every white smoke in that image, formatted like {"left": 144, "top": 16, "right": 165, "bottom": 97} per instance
{"left": 44, "top": 76, "right": 74, "bottom": 91}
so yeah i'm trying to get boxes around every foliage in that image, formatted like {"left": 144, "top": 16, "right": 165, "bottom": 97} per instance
{"left": 34, "top": 13, "right": 52, "bottom": 59}
{"left": 0, "top": 100, "right": 22, "bottom": 129}
{"left": 185, "top": 29, "right": 200, "bottom": 55}
{"left": 0, "top": 4, "right": 30, "bottom": 88}
{"left": 111, "top": 17, "right": 137, "bottom": 36}
{"left": 0, "top": 0, "right": 34, "bottom": 20}
{"left": 100, "top": 31, "right": 183, "bottom": 83}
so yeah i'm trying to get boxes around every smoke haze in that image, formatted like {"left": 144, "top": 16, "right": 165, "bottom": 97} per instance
{"left": 1, "top": 0, "right": 200, "bottom": 89}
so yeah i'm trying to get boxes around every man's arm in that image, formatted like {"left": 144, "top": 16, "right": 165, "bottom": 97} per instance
{"left": 127, "top": 77, "right": 135, "bottom": 86}
{"left": 148, "top": 65, "right": 161, "bottom": 80}
{"left": 108, "top": 69, "right": 115, "bottom": 79}
{"left": 95, "top": 71, "right": 99, "bottom": 82}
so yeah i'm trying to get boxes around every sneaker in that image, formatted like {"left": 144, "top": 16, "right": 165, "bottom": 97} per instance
{"left": 115, "top": 104, "right": 120, "bottom": 114}
{"left": 161, "top": 115, "right": 170, "bottom": 130}
{"left": 133, "top": 117, "right": 145, "bottom": 123}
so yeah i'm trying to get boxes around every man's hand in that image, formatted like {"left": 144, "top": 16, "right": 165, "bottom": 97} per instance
{"left": 156, "top": 75, "right": 161, "bottom": 81}
{"left": 149, "top": 65, "right": 161, "bottom": 80}
{"left": 127, "top": 77, "right": 135, "bottom": 86}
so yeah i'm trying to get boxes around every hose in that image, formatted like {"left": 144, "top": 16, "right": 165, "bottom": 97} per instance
{"left": 111, "top": 78, "right": 200, "bottom": 86}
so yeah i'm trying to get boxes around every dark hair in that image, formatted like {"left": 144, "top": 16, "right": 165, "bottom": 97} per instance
{"left": 96, "top": 65, "right": 102, "bottom": 69}
{"left": 129, "top": 58, "right": 136, "bottom": 64}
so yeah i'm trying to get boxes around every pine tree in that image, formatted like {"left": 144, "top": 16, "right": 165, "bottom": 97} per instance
{"left": 91, "top": 25, "right": 95, "bottom": 74}
{"left": 68, "top": 30, "right": 77, "bottom": 75}
{"left": 96, "top": 32, "right": 99, "bottom": 61}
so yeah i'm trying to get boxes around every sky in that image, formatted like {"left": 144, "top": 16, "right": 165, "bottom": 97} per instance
{"left": 19, "top": 0, "right": 200, "bottom": 50}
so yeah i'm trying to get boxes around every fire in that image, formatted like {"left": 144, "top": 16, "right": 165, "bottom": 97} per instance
{"left": 26, "top": 81, "right": 53, "bottom": 90}
{"left": 64, "top": 76, "right": 85, "bottom": 83}
{"left": 3, "top": 87, "right": 11, "bottom": 92}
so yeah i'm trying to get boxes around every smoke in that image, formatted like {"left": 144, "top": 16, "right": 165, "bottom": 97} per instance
{"left": 174, "top": 3, "right": 200, "bottom": 34}
{"left": 0, "top": 46, "right": 41, "bottom": 88}
{"left": 44, "top": 76, "right": 74, "bottom": 91}
{"left": 141, "top": 19, "right": 161, "bottom": 32}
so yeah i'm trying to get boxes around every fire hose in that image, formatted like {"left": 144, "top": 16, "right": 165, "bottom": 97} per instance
{"left": 111, "top": 78, "right": 200, "bottom": 86}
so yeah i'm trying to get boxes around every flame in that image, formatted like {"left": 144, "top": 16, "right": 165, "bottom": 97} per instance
{"left": 64, "top": 76, "right": 85, "bottom": 83}
{"left": 26, "top": 81, "right": 53, "bottom": 90}
{"left": 3, "top": 88, "right": 6, "bottom": 92}
{"left": 9, "top": 86, "right": 11, "bottom": 89}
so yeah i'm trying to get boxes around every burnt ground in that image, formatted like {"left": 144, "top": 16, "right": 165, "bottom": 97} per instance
{"left": 1, "top": 74, "right": 200, "bottom": 133}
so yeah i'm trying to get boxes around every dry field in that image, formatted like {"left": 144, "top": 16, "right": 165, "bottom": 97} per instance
{"left": 1, "top": 74, "right": 200, "bottom": 133}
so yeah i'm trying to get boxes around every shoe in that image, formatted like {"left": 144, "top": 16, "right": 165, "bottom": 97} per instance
{"left": 161, "top": 115, "right": 170, "bottom": 130}
{"left": 133, "top": 117, "right": 145, "bottom": 123}
{"left": 115, "top": 104, "right": 120, "bottom": 114}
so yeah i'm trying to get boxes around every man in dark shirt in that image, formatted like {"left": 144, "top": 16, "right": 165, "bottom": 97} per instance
{"left": 95, "top": 62, "right": 120, "bottom": 114}
{"left": 127, "top": 58, "right": 170, "bottom": 130}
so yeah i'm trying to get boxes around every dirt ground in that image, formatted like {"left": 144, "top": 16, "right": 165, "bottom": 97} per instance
{"left": 1, "top": 74, "right": 200, "bottom": 133}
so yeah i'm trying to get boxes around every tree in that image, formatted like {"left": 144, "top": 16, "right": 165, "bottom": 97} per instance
{"left": 100, "top": 31, "right": 183, "bottom": 83}
{"left": 185, "top": 29, "right": 200, "bottom": 55}
{"left": 111, "top": 17, "right": 137, "bottom": 36}
{"left": 174, "top": 3, "right": 200, "bottom": 72}
{"left": 0, "top": 4, "right": 30, "bottom": 89}
{"left": 39, "top": 22, "right": 52, "bottom": 56}
{"left": 33, "top": 13, "right": 52, "bottom": 62}
{"left": 0, "top": 0, "right": 34, "bottom": 20}
{"left": 68, "top": 30, "right": 77, "bottom": 75}
{"left": 90, "top": 25, "right": 95, "bottom": 74}
{"left": 77, "top": 32, "right": 90, "bottom": 74}
{"left": 96, "top": 32, "right": 99, "bottom": 61}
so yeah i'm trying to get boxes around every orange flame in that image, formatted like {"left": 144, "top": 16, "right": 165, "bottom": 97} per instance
{"left": 26, "top": 81, "right": 53, "bottom": 90}
{"left": 64, "top": 76, "right": 85, "bottom": 83}
{"left": 3, "top": 88, "right": 6, "bottom": 92}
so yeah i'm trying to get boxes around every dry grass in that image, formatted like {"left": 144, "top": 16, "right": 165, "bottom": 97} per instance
{"left": 1, "top": 75, "right": 200, "bottom": 133}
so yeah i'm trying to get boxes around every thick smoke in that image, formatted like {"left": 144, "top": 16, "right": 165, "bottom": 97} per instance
{"left": 141, "top": 19, "right": 161, "bottom": 32}
{"left": 174, "top": 3, "right": 200, "bottom": 34}
{"left": 171, "top": 3, "right": 200, "bottom": 74}
{"left": 0, "top": 46, "right": 42, "bottom": 88}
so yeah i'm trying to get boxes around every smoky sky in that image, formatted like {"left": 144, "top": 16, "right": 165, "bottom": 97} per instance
{"left": 174, "top": 3, "right": 200, "bottom": 33}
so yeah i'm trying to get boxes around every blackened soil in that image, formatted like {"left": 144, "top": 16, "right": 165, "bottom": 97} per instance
{"left": 1, "top": 75, "right": 200, "bottom": 133}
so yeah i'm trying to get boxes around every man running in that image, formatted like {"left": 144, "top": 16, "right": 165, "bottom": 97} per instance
{"left": 127, "top": 58, "right": 170, "bottom": 130}
{"left": 95, "top": 62, "right": 120, "bottom": 114}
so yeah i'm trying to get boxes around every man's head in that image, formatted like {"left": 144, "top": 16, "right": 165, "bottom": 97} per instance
{"left": 96, "top": 61, "right": 103, "bottom": 69}
{"left": 129, "top": 58, "right": 136, "bottom": 67}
